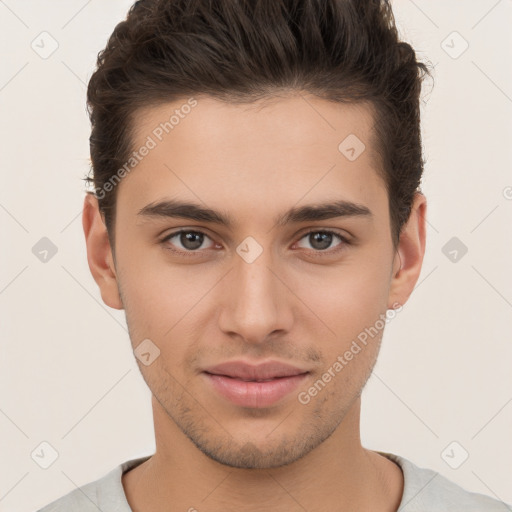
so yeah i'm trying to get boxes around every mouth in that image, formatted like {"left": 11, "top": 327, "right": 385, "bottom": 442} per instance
{"left": 202, "top": 360, "right": 310, "bottom": 408}
{"left": 208, "top": 375, "right": 292, "bottom": 382}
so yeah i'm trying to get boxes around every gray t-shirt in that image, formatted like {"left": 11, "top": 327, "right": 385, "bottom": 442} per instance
{"left": 37, "top": 451, "right": 510, "bottom": 511}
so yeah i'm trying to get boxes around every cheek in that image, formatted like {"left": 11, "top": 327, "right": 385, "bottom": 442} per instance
{"left": 286, "top": 260, "right": 392, "bottom": 384}
{"left": 116, "top": 225, "right": 393, "bottom": 347}
{"left": 116, "top": 247, "right": 221, "bottom": 349}
{"left": 292, "top": 255, "right": 391, "bottom": 340}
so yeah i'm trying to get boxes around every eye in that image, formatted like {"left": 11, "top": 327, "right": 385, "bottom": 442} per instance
{"left": 161, "top": 229, "right": 217, "bottom": 252}
{"left": 294, "top": 230, "right": 349, "bottom": 252}
{"left": 160, "top": 228, "right": 349, "bottom": 256}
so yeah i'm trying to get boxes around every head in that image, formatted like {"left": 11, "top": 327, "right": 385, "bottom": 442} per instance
{"left": 83, "top": 0, "right": 429, "bottom": 469}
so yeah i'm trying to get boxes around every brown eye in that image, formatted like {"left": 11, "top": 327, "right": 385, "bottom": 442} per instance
{"left": 295, "top": 230, "right": 348, "bottom": 252}
{"left": 162, "top": 230, "right": 215, "bottom": 252}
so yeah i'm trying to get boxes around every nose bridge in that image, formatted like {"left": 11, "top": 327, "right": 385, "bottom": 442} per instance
{"left": 218, "top": 242, "right": 290, "bottom": 342}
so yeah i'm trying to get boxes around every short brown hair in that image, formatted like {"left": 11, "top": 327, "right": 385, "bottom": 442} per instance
{"left": 85, "top": 0, "right": 430, "bottom": 249}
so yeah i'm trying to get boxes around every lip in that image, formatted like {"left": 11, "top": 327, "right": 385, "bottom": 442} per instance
{"left": 203, "top": 360, "right": 309, "bottom": 380}
{"left": 202, "top": 360, "right": 310, "bottom": 408}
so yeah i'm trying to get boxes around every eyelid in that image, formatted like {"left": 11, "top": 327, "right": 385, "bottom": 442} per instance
{"left": 160, "top": 227, "right": 351, "bottom": 255}
{"left": 160, "top": 228, "right": 218, "bottom": 252}
{"left": 294, "top": 227, "right": 351, "bottom": 243}
{"left": 292, "top": 229, "right": 350, "bottom": 252}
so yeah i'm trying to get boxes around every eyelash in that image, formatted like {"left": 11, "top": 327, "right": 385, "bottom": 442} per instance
{"left": 160, "top": 229, "right": 350, "bottom": 257}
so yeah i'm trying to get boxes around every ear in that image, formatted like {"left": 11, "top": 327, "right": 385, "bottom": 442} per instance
{"left": 82, "top": 192, "right": 123, "bottom": 310}
{"left": 387, "top": 191, "right": 427, "bottom": 309}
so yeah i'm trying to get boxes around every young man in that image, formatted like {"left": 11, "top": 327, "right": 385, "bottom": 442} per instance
{"left": 38, "top": 0, "right": 509, "bottom": 510}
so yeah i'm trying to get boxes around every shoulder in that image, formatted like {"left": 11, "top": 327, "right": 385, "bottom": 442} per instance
{"left": 36, "top": 456, "right": 151, "bottom": 512}
{"left": 36, "top": 474, "right": 113, "bottom": 512}
{"left": 378, "top": 451, "right": 510, "bottom": 512}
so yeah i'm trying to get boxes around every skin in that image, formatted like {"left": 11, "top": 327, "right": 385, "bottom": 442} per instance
{"left": 83, "top": 93, "right": 426, "bottom": 511}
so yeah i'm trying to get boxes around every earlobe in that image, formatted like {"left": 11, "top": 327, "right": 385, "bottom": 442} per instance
{"left": 82, "top": 192, "right": 124, "bottom": 310}
{"left": 387, "top": 192, "right": 427, "bottom": 309}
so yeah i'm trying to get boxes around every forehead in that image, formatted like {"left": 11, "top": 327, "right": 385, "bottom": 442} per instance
{"left": 132, "top": 93, "right": 378, "bottom": 162}
{"left": 117, "top": 94, "right": 387, "bottom": 224}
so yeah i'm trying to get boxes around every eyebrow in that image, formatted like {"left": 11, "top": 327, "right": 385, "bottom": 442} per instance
{"left": 137, "top": 198, "right": 373, "bottom": 228}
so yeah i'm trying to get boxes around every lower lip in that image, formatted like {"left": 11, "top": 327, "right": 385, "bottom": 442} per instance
{"left": 204, "top": 372, "right": 309, "bottom": 408}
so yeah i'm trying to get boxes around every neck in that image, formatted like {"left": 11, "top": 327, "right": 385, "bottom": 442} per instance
{"left": 122, "top": 397, "right": 404, "bottom": 511}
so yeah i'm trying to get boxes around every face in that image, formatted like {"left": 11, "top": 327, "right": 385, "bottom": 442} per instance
{"left": 86, "top": 94, "right": 421, "bottom": 470}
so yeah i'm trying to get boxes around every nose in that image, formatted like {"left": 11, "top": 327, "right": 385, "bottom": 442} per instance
{"left": 217, "top": 246, "right": 293, "bottom": 345}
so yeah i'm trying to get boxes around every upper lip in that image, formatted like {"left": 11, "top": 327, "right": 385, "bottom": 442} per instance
{"left": 203, "top": 360, "right": 309, "bottom": 381}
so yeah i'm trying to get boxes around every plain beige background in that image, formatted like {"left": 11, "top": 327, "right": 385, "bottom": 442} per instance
{"left": 1, "top": 1, "right": 511, "bottom": 510}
